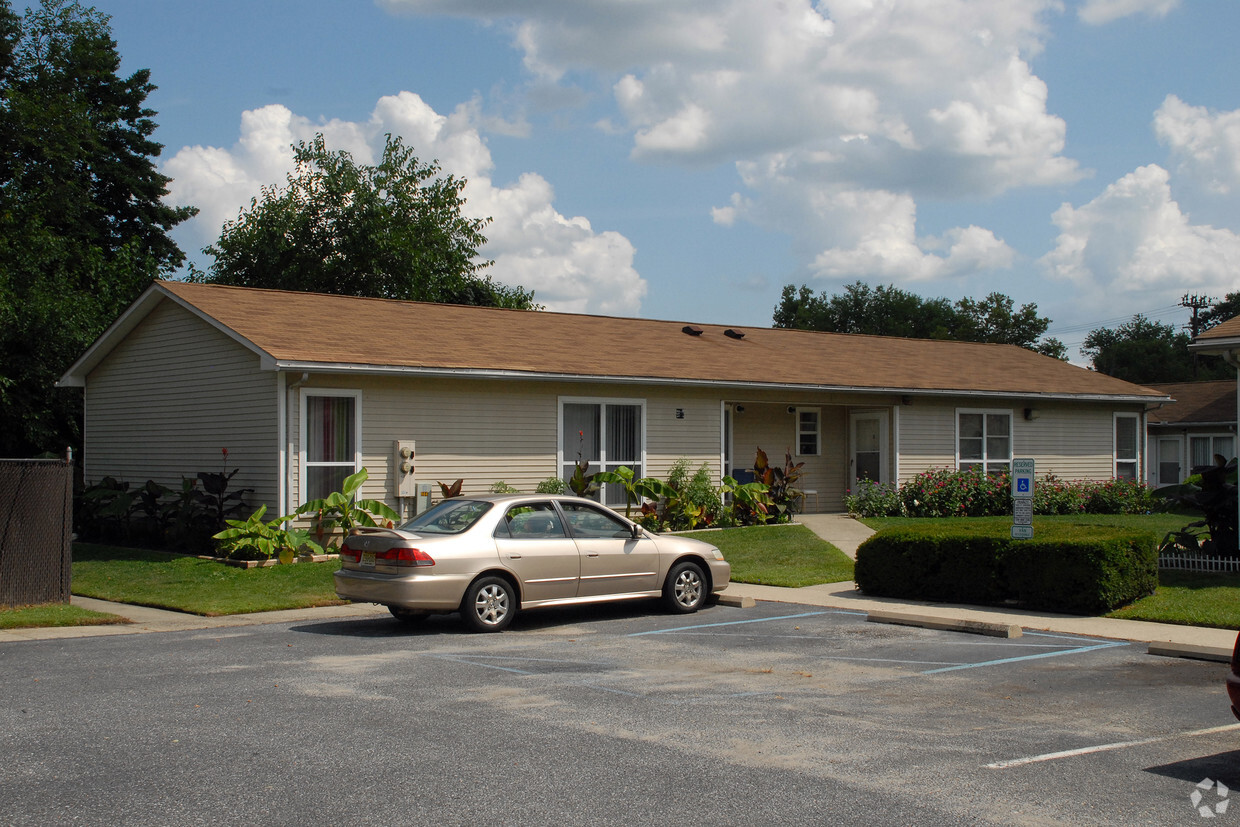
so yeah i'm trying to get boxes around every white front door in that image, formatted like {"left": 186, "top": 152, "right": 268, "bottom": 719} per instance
{"left": 850, "top": 410, "right": 889, "bottom": 489}
{"left": 1157, "top": 436, "right": 1182, "bottom": 485}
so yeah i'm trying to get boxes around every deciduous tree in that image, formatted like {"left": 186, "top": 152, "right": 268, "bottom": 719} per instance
{"left": 192, "top": 133, "right": 535, "bottom": 309}
{"left": 1082, "top": 315, "right": 1229, "bottom": 383}
{"left": 773, "top": 281, "right": 1064, "bottom": 357}
{"left": 0, "top": 0, "right": 195, "bottom": 456}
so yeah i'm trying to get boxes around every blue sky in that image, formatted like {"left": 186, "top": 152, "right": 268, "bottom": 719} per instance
{"left": 103, "top": 0, "right": 1240, "bottom": 357}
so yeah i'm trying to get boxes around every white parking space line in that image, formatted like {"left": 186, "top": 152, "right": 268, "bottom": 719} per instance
{"left": 626, "top": 611, "right": 834, "bottom": 636}
{"left": 986, "top": 724, "right": 1240, "bottom": 769}
{"left": 922, "top": 641, "right": 1129, "bottom": 674}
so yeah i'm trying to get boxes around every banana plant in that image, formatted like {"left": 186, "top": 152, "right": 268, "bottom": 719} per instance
{"left": 213, "top": 504, "right": 324, "bottom": 561}
{"left": 594, "top": 466, "right": 673, "bottom": 518}
{"left": 296, "top": 467, "right": 400, "bottom": 547}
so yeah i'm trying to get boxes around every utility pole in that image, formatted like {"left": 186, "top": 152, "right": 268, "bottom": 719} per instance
{"left": 1181, "top": 293, "right": 1212, "bottom": 337}
{"left": 1181, "top": 294, "right": 1214, "bottom": 378}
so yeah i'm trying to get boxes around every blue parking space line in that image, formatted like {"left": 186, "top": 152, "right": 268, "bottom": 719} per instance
{"left": 921, "top": 641, "right": 1129, "bottom": 674}
{"left": 627, "top": 610, "right": 832, "bottom": 636}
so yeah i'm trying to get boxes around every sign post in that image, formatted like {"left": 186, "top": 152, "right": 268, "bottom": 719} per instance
{"left": 1011, "top": 458, "right": 1035, "bottom": 540}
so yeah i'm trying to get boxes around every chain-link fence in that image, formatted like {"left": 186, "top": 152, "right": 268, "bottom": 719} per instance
{"left": 0, "top": 459, "right": 74, "bottom": 608}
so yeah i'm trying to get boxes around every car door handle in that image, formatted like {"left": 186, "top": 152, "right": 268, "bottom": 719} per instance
{"left": 587, "top": 552, "right": 599, "bottom": 557}
{"left": 508, "top": 553, "right": 522, "bottom": 559}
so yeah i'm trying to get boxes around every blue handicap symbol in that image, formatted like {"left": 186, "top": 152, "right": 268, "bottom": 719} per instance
{"left": 1017, "top": 479, "right": 1030, "bottom": 493}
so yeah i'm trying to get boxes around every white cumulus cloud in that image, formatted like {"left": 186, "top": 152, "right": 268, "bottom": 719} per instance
{"left": 383, "top": 0, "right": 1074, "bottom": 289}
{"left": 1039, "top": 164, "right": 1240, "bottom": 306}
{"left": 1154, "top": 94, "right": 1240, "bottom": 197}
{"left": 1077, "top": 0, "right": 1180, "bottom": 25}
{"left": 162, "top": 93, "right": 645, "bottom": 315}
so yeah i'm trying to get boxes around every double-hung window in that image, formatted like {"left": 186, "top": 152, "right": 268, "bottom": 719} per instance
{"left": 796, "top": 408, "right": 820, "bottom": 456}
{"left": 957, "top": 410, "right": 1011, "bottom": 476}
{"left": 561, "top": 398, "right": 644, "bottom": 507}
{"left": 302, "top": 390, "right": 361, "bottom": 502}
{"left": 1114, "top": 413, "right": 1139, "bottom": 480}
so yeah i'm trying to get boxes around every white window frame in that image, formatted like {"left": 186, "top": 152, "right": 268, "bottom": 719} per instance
{"left": 1188, "top": 432, "right": 1236, "bottom": 472}
{"left": 299, "top": 388, "right": 363, "bottom": 504}
{"left": 558, "top": 396, "right": 646, "bottom": 505}
{"left": 955, "top": 408, "right": 1013, "bottom": 475}
{"left": 795, "top": 407, "right": 821, "bottom": 457}
{"left": 1114, "top": 412, "right": 1140, "bottom": 480}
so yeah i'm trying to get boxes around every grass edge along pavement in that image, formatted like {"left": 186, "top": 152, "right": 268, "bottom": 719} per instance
{"left": 68, "top": 542, "right": 347, "bottom": 618}
{"left": 5, "top": 525, "right": 852, "bottom": 629}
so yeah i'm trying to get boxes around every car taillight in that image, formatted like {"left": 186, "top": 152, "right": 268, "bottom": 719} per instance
{"left": 376, "top": 546, "right": 435, "bottom": 567}
{"left": 339, "top": 542, "right": 361, "bottom": 563}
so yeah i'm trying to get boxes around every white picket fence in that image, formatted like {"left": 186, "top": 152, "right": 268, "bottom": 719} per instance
{"left": 1158, "top": 553, "right": 1240, "bottom": 574}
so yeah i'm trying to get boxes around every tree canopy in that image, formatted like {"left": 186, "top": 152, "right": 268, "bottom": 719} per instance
{"left": 0, "top": 0, "right": 195, "bottom": 456}
{"left": 1199, "top": 292, "right": 1240, "bottom": 332}
{"left": 190, "top": 133, "right": 535, "bottom": 309}
{"left": 1082, "top": 314, "right": 1230, "bottom": 384}
{"left": 772, "top": 281, "right": 1066, "bottom": 358}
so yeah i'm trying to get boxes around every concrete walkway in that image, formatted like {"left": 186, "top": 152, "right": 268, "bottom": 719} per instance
{"left": 2, "top": 514, "right": 1235, "bottom": 661}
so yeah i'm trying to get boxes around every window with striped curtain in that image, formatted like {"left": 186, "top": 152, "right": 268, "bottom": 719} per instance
{"left": 305, "top": 394, "right": 358, "bottom": 501}
{"left": 561, "top": 400, "right": 643, "bottom": 506}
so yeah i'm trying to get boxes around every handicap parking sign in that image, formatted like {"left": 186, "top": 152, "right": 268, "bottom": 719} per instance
{"left": 1011, "top": 458, "right": 1035, "bottom": 500}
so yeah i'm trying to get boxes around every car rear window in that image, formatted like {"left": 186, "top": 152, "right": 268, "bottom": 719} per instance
{"left": 401, "top": 500, "right": 492, "bottom": 534}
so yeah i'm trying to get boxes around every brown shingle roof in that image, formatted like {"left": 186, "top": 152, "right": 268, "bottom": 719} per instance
{"left": 152, "top": 281, "right": 1162, "bottom": 399}
{"left": 1196, "top": 315, "right": 1240, "bottom": 342}
{"left": 1146, "top": 380, "right": 1237, "bottom": 426}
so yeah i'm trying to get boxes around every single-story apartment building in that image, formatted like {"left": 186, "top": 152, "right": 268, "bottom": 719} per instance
{"left": 1145, "top": 380, "right": 1237, "bottom": 487}
{"left": 59, "top": 280, "right": 1172, "bottom": 521}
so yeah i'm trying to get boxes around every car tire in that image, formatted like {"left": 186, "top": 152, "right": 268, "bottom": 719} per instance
{"left": 389, "top": 606, "right": 428, "bottom": 624}
{"left": 663, "top": 560, "right": 707, "bottom": 614}
{"left": 461, "top": 575, "right": 516, "bottom": 632}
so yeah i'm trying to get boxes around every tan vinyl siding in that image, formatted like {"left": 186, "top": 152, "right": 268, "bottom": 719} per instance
{"left": 291, "top": 378, "right": 731, "bottom": 511}
{"left": 84, "top": 300, "right": 279, "bottom": 510}
{"left": 895, "top": 399, "right": 1144, "bottom": 483}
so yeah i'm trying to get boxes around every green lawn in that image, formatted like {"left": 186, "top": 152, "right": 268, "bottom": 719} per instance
{"left": 685, "top": 524, "right": 854, "bottom": 587}
{"left": 70, "top": 543, "right": 347, "bottom": 616}
{"left": 0, "top": 602, "right": 128, "bottom": 630}
{"left": 4, "top": 516, "right": 1235, "bottom": 631}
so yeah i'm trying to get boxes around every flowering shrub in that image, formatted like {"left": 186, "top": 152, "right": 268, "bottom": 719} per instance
{"left": 900, "top": 468, "right": 1010, "bottom": 518}
{"left": 895, "top": 468, "right": 1153, "bottom": 518}
{"left": 843, "top": 480, "right": 902, "bottom": 517}
{"left": 1082, "top": 477, "right": 1156, "bottom": 514}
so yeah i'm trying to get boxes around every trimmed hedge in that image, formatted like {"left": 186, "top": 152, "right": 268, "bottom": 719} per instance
{"left": 854, "top": 521, "right": 1158, "bottom": 614}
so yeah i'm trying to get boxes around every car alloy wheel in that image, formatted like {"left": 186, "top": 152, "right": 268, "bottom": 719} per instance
{"left": 663, "top": 560, "right": 707, "bottom": 614}
{"left": 462, "top": 575, "right": 515, "bottom": 632}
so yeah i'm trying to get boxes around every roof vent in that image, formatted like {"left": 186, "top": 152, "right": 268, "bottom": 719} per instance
{"left": 682, "top": 325, "right": 704, "bottom": 336}
{"left": 724, "top": 328, "right": 746, "bottom": 339}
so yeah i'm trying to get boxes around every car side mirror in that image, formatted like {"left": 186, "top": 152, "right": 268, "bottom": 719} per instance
{"left": 630, "top": 523, "right": 645, "bottom": 540}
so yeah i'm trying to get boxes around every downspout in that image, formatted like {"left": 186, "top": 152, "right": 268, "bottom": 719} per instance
{"left": 283, "top": 372, "right": 311, "bottom": 518}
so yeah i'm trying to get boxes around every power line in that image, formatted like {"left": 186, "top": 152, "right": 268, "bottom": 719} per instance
{"left": 1046, "top": 304, "right": 1185, "bottom": 337}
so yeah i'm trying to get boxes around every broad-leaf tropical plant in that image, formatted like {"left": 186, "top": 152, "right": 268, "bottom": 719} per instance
{"left": 296, "top": 467, "right": 400, "bottom": 547}
{"left": 213, "top": 504, "right": 324, "bottom": 561}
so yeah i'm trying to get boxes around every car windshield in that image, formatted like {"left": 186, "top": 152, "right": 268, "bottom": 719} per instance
{"left": 401, "top": 500, "right": 492, "bottom": 535}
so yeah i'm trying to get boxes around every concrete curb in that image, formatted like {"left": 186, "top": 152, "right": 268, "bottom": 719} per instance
{"left": 1148, "top": 641, "right": 1234, "bottom": 663}
{"left": 867, "top": 609, "right": 1022, "bottom": 638}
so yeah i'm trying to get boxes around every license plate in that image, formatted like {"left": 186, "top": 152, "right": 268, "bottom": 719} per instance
{"left": 361, "top": 551, "right": 376, "bottom": 568}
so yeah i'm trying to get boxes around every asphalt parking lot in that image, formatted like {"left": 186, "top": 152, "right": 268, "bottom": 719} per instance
{"left": 3, "top": 599, "right": 1237, "bottom": 825}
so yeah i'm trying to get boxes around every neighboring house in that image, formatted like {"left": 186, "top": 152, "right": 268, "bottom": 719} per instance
{"left": 59, "top": 281, "right": 1171, "bottom": 520}
{"left": 1188, "top": 321, "right": 1240, "bottom": 556}
{"left": 1144, "top": 380, "right": 1237, "bottom": 487}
